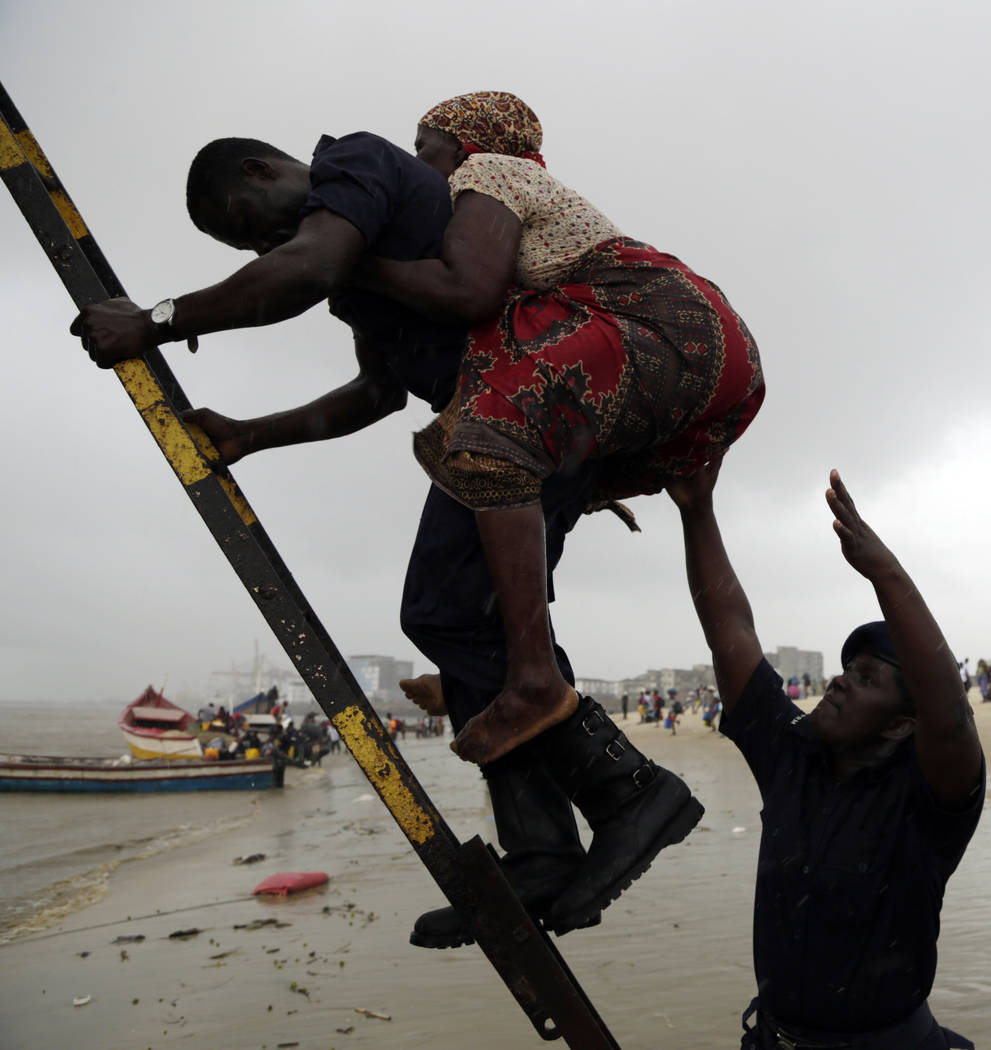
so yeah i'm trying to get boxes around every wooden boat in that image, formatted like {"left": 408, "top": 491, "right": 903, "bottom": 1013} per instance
{"left": 0, "top": 753, "right": 279, "bottom": 793}
{"left": 119, "top": 686, "right": 202, "bottom": 759}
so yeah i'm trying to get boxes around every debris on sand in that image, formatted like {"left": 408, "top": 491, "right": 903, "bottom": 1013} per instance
{"left": 233, "top": 853, "right": 266, "bottom": 865}
{"left": 354, "top": 1007, "right": 391, "bottom": 1021}
{"left": 168, "top": 928, "right": 201, "bottom": 940}
{"left": 233, "top": 918, "right": 291, "bottom": 931}
{"left": 72, "top": 995, "right": 91, "bottom": 1007}
{"left": 111, "top": 935, "right": 145, "bottom": 944}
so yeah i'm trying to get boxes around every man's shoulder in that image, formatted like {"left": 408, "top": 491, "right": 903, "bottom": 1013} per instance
{"left": 308, "top": 132, "right": 448, "bottom": 200}
{"left": 311, "top": 130, "right": 405, "bottom": 158}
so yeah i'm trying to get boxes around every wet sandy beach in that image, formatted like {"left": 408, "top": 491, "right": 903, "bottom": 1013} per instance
{"left": 1, "top": 699, "right": 988, "bottom": 1050}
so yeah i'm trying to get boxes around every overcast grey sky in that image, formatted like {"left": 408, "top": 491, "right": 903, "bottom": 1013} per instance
{"left": 2, "top": 0, "right": 990, "bottom": 705}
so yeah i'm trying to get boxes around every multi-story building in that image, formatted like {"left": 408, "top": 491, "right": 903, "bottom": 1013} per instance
{"left": 574, "top": 677, "right": 620, "bottom": 699}
{"left": 763, "top": 645, "right": 824, "bottom": 683}
{"left": 346, "top": 654, "right": 415, "bottom": 705}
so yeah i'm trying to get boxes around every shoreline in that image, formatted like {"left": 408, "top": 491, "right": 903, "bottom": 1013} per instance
{"left": 0, "top": 698, "right": 988, "bottom": 1049}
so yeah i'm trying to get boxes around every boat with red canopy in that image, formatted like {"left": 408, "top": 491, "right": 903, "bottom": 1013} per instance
{"left": 119, "top": 686, "right": 202, "bottom": 759}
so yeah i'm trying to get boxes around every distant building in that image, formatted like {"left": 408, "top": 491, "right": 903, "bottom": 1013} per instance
{"left": 764, "top": 645, "right": 824, "bottom": 683}
{"left": 579, "top": 649, "right": 823, "bottom": 705}
{"left": 619, "top": 669, "right": 667, "bottom": 696}
{"left": 347, "top": 654, "right": 415, "bottom": 705}
{"left": 574, "top": 677, "right": 620, "bottom": 699}
{"left": 619, "top": 664, "right": 717, "bottom": 697}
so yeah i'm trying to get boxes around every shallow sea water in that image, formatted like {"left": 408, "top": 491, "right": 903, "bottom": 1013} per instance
{"left": 0, "top": 699, "right": 267, "bottom": 941}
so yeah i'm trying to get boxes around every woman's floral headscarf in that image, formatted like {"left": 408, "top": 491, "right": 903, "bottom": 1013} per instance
{"left": 419, "top": 90, "right": 545, "bottom": 166}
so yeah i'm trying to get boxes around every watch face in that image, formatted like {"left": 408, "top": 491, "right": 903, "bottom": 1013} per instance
{"left": 151, "top": 299, "right": 174, "bottom": 325}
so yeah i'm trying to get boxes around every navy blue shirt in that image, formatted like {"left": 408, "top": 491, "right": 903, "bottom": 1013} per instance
{"left": 299, "top": 132, "right": 465, "bottom": 411}
{"left": 721, "top": 658, "right": 984, "bottom": 1032}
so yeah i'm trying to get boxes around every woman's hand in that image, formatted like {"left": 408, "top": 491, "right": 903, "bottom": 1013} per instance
{"left": 666, "top": 455, "right": 724, "bottom": 511}
{"left": 182, "top": 407, "right": 251, "bottom": 466}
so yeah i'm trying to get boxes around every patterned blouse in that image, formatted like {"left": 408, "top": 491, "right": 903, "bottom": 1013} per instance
{"left": 448, "top": 153, "right": 624, "bottom": 290}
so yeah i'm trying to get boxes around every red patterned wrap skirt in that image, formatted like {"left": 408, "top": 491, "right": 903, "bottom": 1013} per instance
{"left": 413, "top": 238, "right": 765, "bottom": 510}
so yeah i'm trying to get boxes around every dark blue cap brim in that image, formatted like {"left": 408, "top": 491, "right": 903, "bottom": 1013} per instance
{"left": 840, "top": 621, "right": 901, "bottom": 669}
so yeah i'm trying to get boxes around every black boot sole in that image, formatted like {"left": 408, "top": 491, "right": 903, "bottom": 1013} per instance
{"left": 545, "top": 792, "right": 704, "bottom": 934}
{"left": 409, "top": 907, "right": 603, "bottom": 950}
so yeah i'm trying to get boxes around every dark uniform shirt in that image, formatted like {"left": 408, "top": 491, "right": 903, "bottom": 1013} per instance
{"left": 721, "top": 658, "right": 984, "bottom": 1032}
{"left": 299, "top": 131, "right": 466, "bottom": 411}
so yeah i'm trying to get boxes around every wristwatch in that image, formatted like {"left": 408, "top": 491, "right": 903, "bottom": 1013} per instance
{"left": 149, "top": 298, "right": 176, "bottom": 339}
{"left": 149, "top": 297, "right": 199, "bottom": 352}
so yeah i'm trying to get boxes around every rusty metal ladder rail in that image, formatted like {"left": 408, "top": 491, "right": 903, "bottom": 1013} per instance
{"left": 0, "top": 82, "right": 622, "bottom": 1049}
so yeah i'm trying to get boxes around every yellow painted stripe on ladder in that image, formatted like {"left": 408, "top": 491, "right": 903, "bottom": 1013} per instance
{"left": 117, "top": 359, "right": 211, "bottom": 486}
{"left": 0, "top": 120, "right": 23, "bottom": 170}
{"left": 18, "top": 128, "right": 89, "bottom": 238}
{"left": 116, "top": 359, "right": 258, "bottom": 526}
{"left": 333, "top": 706, "right": 437, "bottom": 845}
{"left": 218, "top": 474, "right": 258, "bottom": 527}
{"left": 47, "top": 187, "right": 88, "bottom": 239}
{"left": 12, "top": 128, "right": 53, "bottom": 178}
{"left": 0, "top": 122, "right": 89, "bottom": 237}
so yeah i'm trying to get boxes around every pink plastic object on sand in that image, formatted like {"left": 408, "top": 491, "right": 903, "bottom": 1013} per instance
{"left": 251, "top": 872, "right": 330, "bottom": 896}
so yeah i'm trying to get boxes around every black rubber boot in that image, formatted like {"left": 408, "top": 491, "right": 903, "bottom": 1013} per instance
{"left": 409, "top": 758, "right": 600, "bottom": 949}
{"left": 533, "top": 695, "right": 704, "bottom": 932}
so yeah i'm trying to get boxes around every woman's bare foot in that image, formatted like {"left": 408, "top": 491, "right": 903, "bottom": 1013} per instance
{"left": 451, "top": 684, "right": 579, "bottom": 765}
{"left": 399, "top": 674, "right": 447, "bottom": 716}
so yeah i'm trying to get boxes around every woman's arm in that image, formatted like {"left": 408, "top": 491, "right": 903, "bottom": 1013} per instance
{"left": 360, "top": 191, "right": 522, "bottom": 324}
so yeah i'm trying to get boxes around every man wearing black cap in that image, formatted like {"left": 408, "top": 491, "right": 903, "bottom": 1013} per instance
{"left": 668, "top": 462, "right": 984, "bottom": 1049}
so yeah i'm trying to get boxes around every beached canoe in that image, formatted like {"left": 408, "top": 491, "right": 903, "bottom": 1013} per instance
{"left": 119, "top": 686, "right": 203, "bottom": 759}
{"left": 0, "top": 753, "right": 280, "bottom": 793}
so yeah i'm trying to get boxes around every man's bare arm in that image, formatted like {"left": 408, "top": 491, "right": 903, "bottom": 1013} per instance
{"left": 183, "top": 337, "right": 407, "bottom": 465}
{"left": 71, "top": 211, "right": 366, "bottom": 367}
{"left": 826, "top": 469, "right": 983, "bottom": 808}
{"left": 668, "top": 457, "right": 764, "bottom": 715}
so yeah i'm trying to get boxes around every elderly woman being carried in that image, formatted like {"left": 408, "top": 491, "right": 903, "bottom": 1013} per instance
{"left": 364, "top": 91, "right": 765, "bottom": 766}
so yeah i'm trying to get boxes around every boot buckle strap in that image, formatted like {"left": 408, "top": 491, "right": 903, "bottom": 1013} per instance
{"left": 632, "top": 763, "right": 656, "bottom": 789}
{"left": 605, "top": 737, "right": 626, "bottom": 761}
{"left": 580, "top": 709, "right": 607, "bottom": 736}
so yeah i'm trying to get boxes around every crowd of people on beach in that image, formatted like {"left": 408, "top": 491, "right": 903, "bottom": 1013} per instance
{"left": 960, "top": 658, "right": 991, "bottom": 703}
{"left": 629, "top": 686, "right": 719, "bottom": 733}
{"left": 385, "top": 712, "right": 446, "bottom": 740}
{"left": 195, "top": 698, "right": 445, "bottom": 765}
{"left": 194, "top": 701, "right": 342, "bottom": 767}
